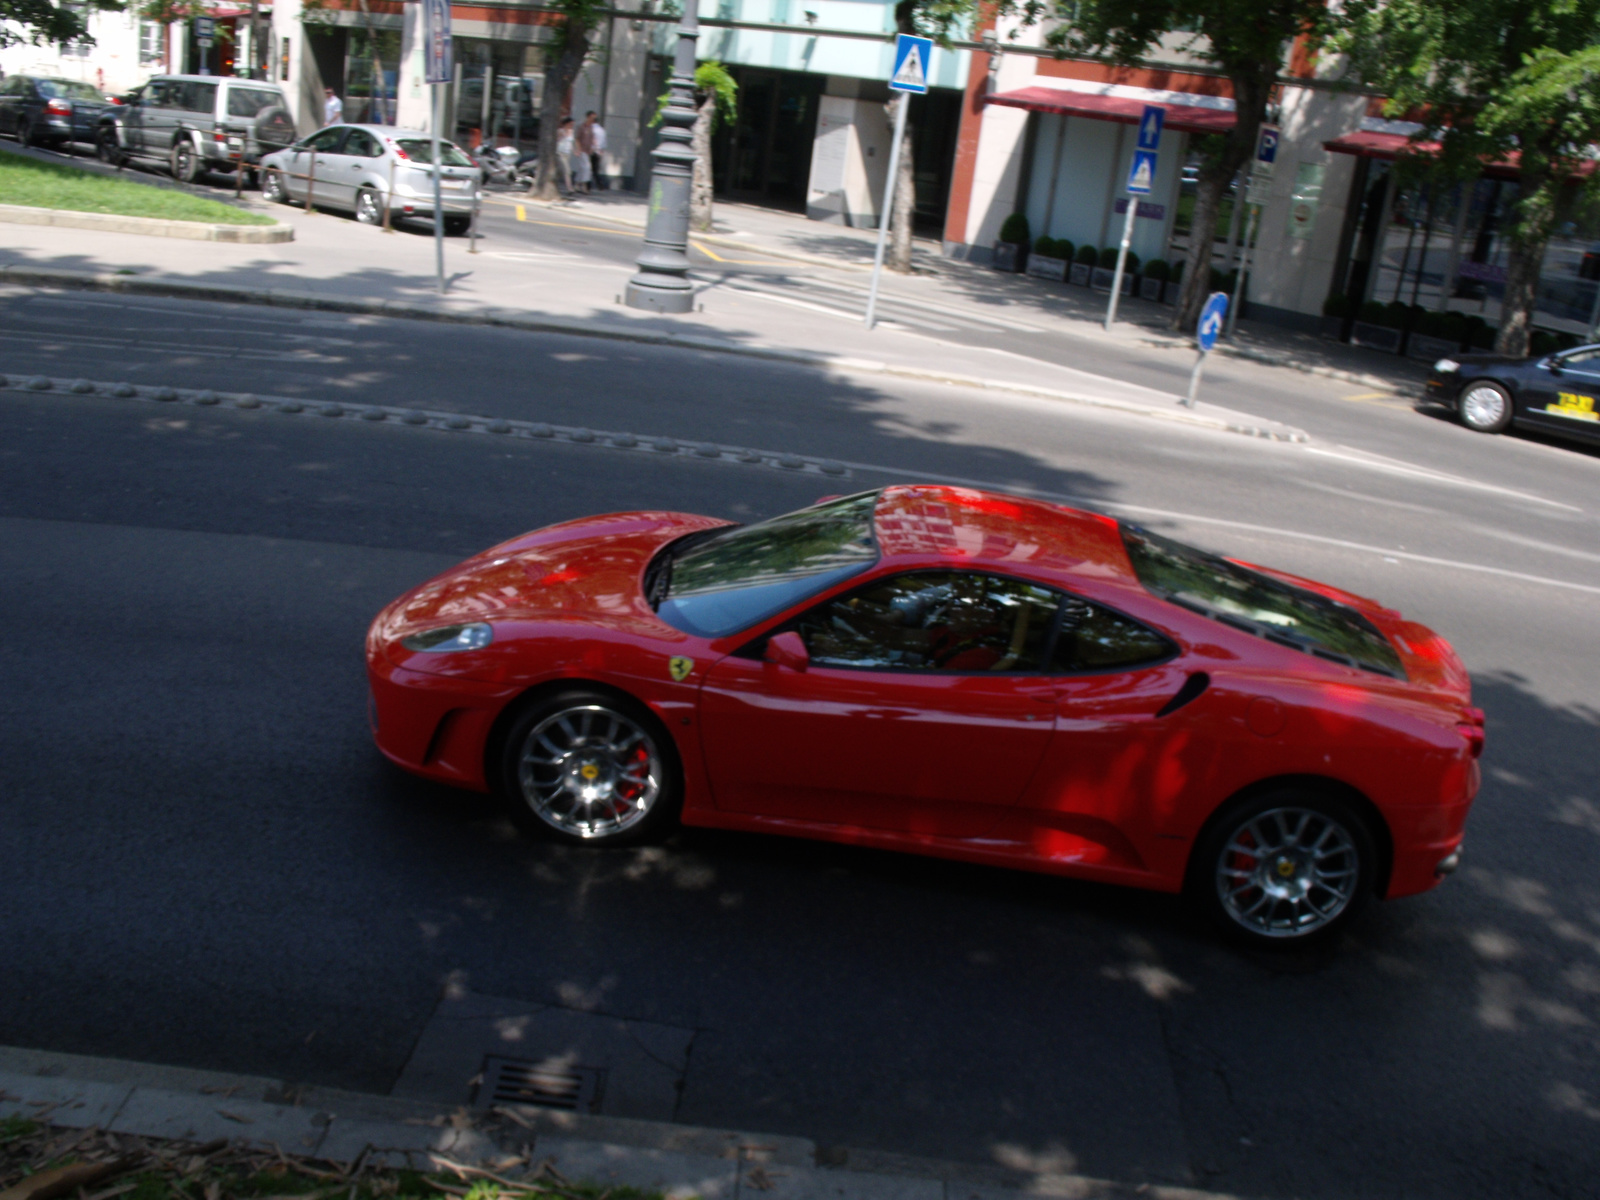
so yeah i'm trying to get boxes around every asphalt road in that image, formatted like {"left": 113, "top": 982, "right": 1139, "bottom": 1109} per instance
{"left": 2, "top": 289, "right": 1599, "bottom": 1200}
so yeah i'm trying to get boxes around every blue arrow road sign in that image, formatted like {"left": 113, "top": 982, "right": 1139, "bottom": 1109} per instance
{"left": 1126, "top": 149, "right": 1158, "bottom": 195}
{"left": 1197, "top": 291, "right": 1230, "bottom": 350}
{"left": 889, "top": 34, "right": 933, "bottom": 94}
{"left": 1136, "top": 105, "right": 1164, "bottom": 151}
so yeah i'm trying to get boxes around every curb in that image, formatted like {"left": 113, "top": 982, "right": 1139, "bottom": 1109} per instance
{"left": 0, "top": 1045, "right": 1241, "bottom": 1200}
{"left": 0, "top": 202, "right": 293, "bottom": 243}
{"left": 0, "top": 266, "right": 1308, "bottom": 444}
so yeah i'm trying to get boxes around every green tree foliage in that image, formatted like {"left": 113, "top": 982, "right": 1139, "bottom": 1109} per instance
{"left": 1, "top": 0, "right": 122, "bottom": 47}
{"left": 535, "top": 0, "right": 608, "bottom": 200}
{"left": 649, "top": 62, "right": 737, "bottom": 230}
{"left": 1050, "top": 0, "right": 1339, "bottom": 331}
{"left": 1341, "top": 0, "right": 1600, "bottom": 355}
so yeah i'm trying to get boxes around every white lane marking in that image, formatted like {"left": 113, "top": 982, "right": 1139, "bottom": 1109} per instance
{"left": 831, "top": 457, "right": 1600, "bottom": 597}
{"left": 1305, "top": 444, "right": 1581, "bottom": 512}
{"left": 721, "top": 284, "right": 956, "bottom": 332}
{"left": 1463, "top": 524, "right": 1600, "bottom": 566}
{"left": 1292, "top": 478, "right": 1444, "bottom": 516}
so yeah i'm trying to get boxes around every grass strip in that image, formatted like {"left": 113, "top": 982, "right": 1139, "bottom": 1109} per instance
{"left": 0, "top": 1116, "right": 666, "bottom": 1200}
{"left": 0, "top": 148, "right": 276, "bottom": 226}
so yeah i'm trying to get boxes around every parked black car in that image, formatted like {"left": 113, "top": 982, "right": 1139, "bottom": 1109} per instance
{"left": 1426, "top": 344, "right": 1600, "bottom": 444}
{"left": 0, "top": 75, "right": 113, "bottom": 149}
{"left": 96, "top": 75, "right": 299, "bottom": 183}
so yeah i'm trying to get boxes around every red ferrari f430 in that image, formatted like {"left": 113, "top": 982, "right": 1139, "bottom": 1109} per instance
{"left": 367, "top": 486, "right": 1482, "bottom": 947}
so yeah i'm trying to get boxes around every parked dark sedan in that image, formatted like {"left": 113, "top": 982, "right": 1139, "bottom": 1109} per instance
{"left": 1426, "top": 343, "right": 1600, "bottom": 444}
{"left": 0, "top": 75, "right": 113, "bottom": 149}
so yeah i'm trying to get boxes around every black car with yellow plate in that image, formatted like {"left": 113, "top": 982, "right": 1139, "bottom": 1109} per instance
{"left": 1427, "top": 344, "right": 1600, "bottom": 443}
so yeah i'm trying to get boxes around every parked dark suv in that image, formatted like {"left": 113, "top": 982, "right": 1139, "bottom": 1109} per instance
{"left": 97, "top": 75, "right": 299, "bottom": 183}
{"left": 0, "top": 75, "right": 113, "bottom": 149}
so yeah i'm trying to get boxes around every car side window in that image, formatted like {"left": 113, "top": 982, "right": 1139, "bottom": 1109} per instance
{"left": 184, "top": 82, "right": 218, "bottom": 113}
{"left": 304, "top": 127, "right": 347, "bottom": 152}
{"left": 1052, "top": 597, "right": 1175, "bottom": 672}
{"left": 344, "top": 129, "right": 382, "bottom": 157}
{"left": 793, "top": 571, "right": 1061, "bottom": 672}
{"left": 145, "top": 81, "right": 174, "bottom": 107}
{"left": 1558, "top": 348, "right": 1600, "bottom": 371}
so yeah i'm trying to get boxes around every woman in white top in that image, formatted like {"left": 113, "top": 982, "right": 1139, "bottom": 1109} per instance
{"left": 554, "top": 117, "right": 575, "bottom": 194}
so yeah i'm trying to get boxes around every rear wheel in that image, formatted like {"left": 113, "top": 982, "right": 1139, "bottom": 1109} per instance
{"left": 1190, "top": 790, "right": 1375, "bottom": 948}
{"left": 354, "top": 187, "right": 383, "bottom": 225}
{"left": 498, "top": 689, "right": 681, "bottom": 845}
{"left": 444, "top": 214, "right": 472, "bottom": 236}
{"left": 1459, "top": 380, "right": 1513, "bottom": 433}
{"left": 18, "top": 117, "right": 37, "bottom": 146}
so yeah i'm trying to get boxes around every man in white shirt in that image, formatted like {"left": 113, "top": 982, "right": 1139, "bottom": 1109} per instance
{"left": 583, "top": 111, "right": 607, "bottom": 190}
{"left": 323, "top": 87, "right": 342, "bottom": 126}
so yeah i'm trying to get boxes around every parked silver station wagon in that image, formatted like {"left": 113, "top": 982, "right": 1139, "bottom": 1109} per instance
{"left": 259, "top": 125, "right": 480, "bottom": 233}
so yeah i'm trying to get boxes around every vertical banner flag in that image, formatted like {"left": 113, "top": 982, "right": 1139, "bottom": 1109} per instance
{"left": 889, "top": 33, "right": 933, "bottom": 94}
{"left": 424, "top": 0, "right": 453, "bottom": 84}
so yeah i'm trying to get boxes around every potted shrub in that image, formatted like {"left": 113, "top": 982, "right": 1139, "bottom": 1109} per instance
{"left": 1351, "top": 299, "right": 1402, "bottom": 353}
{"left": 993, "top": 212, "right": 1030, "bottom": 273}
{"left": 1070, "top": 243, "right": 1096, "bottom": 286}
{"left": 1463, "top": 314, "right": 1494, "bottom": 350}
{"left": 1092, "top": 246, "right": 1135, "bottom": 292}
{"left": 1407, "top": 308, "right": 1460, "bottom": 362}
{"left": 1140, "top": 258, "right": 1169, "bottom": 302}
{"left": 1320, "top": 292, "right": 1352, "bottom": 340}
{"left": 1026, "top": 235, "right": 1070, "bottom": 281}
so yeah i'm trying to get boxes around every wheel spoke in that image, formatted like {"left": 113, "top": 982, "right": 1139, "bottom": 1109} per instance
{"left": 517, "top": 704, "right": 662, "bottom": 839}
{"left": 1216, "top": 805, "right": 1362, "bottom": 938}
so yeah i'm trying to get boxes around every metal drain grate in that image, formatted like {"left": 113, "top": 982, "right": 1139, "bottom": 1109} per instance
{"left": 477, "top": 1055, "right": 606, "bottom": 1113}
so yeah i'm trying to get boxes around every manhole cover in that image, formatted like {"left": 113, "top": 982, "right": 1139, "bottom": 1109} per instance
{"left": 477, "top": 1055, "right": 605, "bottom": 1113}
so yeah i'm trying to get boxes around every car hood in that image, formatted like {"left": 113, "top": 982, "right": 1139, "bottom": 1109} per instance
{"left": 373, "top": 511, "right": 732, "bottom": 643}
{"left": 1444, "top": 352, "right": 1529, "bottom": 370}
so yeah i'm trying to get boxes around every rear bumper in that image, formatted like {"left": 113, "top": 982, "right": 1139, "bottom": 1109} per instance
{"left": 1385, "top": 796, "right": 1474, "bottom": 899}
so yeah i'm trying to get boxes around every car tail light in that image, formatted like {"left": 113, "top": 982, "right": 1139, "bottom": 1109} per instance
{"left": 214, "top": 130, "right": 228, "bottom": 142}
{"left": 1456, "top": 706, "right": 1485, "bottom": 758}
{"left": 392, "top": 143, "right": 410, "bottom": 160}
{"left": 46, "top": 99, "right": 72, "bottom": 115}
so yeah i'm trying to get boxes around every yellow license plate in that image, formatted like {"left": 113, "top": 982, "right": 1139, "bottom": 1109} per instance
{"left": 1546, "top": 391, "right": 1598, "bottom": 421}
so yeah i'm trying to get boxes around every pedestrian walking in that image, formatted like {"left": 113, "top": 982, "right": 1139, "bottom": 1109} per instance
{"left": 554, "top": 116, "right": 576, "bottom": 195}
{"left": 573, "top": 113, "right": 594, "bottom": 194}
{"left": 323, "top": 87, "right": 343, "bottom": 126}
{"left": 582, "top": 111, "right": 607, "bottom": 191}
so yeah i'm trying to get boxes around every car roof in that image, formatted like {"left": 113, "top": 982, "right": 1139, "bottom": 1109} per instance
{"left": 872, "top": 485, "right": 1134, "bottom": 584}
{"left": 149, "top": 74, "right": 281, "bottom": 87}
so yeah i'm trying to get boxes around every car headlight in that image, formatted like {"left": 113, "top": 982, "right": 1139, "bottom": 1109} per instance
{"left": 402, "top": 622, "right": 493, "bottom": 652}
{"left": 1433, "top": 358, "right": 1460, "bottom": 373}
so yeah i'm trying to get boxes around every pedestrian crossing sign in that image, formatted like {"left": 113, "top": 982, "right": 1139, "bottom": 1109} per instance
{"left": 889, "top": 34, "right": 933, "bottom": 94}
{"left": 1127, "top": 149, "right": 1157, "bottom": 195}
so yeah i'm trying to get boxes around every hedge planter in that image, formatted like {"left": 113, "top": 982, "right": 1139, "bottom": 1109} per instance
{"left": 992, "top": 241, "right": 1025, "bottom": 272}
{"left": 1351, "top": 322, "right": 1403, "bottom": 354}
{"left": 1026, "top": 254, "right": 1068, "bottom": 282}
{"left": 1139, "top": 277, "right": 1165, "bottom": 303}
{"left": 1069, "top": 262, "right": 1092, "bottom": 286}
{"left": 1320, "top": 315, "right": 1347, "bottom": 341}
{"left": 1091, "top": 267, "right": 1134, "bottom": 294}
{"left": 1407, "top": 333, "right": 1459, "bottom": 363}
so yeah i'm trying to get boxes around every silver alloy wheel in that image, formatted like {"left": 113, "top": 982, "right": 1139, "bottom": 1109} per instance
{"left": 355, "top": 189, "right": 381, "bottom": 224}
{"left": 262, "top": 170, "right": 286, "bottom": 203}
{"left": 515, "top": 704, "right": 662, "bottom": 839}
{"left": 1215, "top": 806, "right": 1361, "bottom": 938}
{"left": 1461, "top": 384, "right": 1508, "bottom": 430}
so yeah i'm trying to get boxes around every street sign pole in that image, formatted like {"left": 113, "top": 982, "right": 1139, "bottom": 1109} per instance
{"left": 432, "top": 84, "right": 445, "bottom": 293}
{"left": 1225, "top": 202, "right": 1259, "bottom": 339}
{"left": 1226, "top": 123, "right": 1277, "bottom": 339}
{"left": 423, "top": 0, "right": 454, "bottom": 296}
{"left": 864, "top": 33, "right": 932, "bottom": 331}
{"left": 1186, "top": 291, "right": 1229, "bottom": 408}
{"left": 1105, "top": 106, "right": 1163, "bottom": 332}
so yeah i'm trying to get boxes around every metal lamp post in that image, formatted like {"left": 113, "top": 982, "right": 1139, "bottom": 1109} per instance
{"left": 624, "top": 1, "right": 700, "bottom": 313}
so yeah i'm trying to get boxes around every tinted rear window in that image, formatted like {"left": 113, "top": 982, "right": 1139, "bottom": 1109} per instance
{"left": 1121, "top": 525, "right": 1404, "bottom": 678}
{"left": 37, "top": 80, "right": 105, "bottom": 101}
{"left": 396, "top": 139, "right": 474, "bottom": 167}
{"left": 227, "top": 87, "right": 282, "bottom": 117}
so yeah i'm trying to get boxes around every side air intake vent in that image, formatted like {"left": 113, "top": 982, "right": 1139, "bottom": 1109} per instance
{"left": 1155, "top": 672, "right": 1210, "bottom": 718}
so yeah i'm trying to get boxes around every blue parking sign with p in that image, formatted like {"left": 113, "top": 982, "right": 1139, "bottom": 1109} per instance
{"left": 1136, "top": 105, "right": 1163, "bottom": 151}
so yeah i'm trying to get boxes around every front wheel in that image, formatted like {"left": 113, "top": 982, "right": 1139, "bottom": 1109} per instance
{"left": 1190, "top": 791, "right": 1375, "bottom": 948}
{"left": 171, "top": 138, "right": 201, "bottom": 183}
{"left": 499, "top": 690, "right": 681, "bottom": 845}
{"left": 443, "top": 214, "right": 472, "bottom": 236}
{"left": 95, "top": 126, "right": 122, "bottom": 164}
{"left": 261, "top": 169, "right": 289, "bottom": 204}
{"left": 1459, "top": 381, "right": 1513, "bottom": 433}
{"left": 18, "top": 117, "right": 37, "bottom": 147}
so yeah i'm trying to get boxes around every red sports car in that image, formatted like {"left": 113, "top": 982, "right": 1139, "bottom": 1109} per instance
{"left": 367, "top": 486, "right": 1482, "bottom": 947}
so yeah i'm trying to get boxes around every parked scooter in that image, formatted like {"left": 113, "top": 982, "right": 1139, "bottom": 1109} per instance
{"left": 475, "top": 144, "right": 522, "bottom": 186}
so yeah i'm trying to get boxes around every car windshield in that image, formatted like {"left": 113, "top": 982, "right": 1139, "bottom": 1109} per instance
{"left": 652, "top": 492, "right": 881, "bottom": 637}
{"left": 395, "top": 138, "right": 474, "bottom": 167}
{"left": 227, "top": 87, "right": 282, "bottom": 117}
{"left": 37, "top": 80, "right": 104, "bottom": 101}
{"left": 1121, "top": 525, "right": 1405, "bottom": 678}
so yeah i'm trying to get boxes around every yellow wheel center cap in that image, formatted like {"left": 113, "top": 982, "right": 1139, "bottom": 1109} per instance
{"left": 580, "top": 763, "right": 600, "bottom": 781}
{"left": 1276, "top": 858, "right": 1297, "bottom": 878}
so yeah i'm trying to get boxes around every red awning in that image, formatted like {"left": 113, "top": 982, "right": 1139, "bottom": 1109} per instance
{"left": 985, "top": 86, "right": 1235, "bottom": 134}
{"left": 1321, "top": 130, "right": 1600, "bottom": 181}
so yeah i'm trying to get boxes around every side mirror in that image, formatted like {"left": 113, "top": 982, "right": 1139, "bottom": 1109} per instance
{"left": 1545, "top": 356, "right": 1564, "bottom": 375}
{"left": 764, "top": 630, "right": 809, "bottom": 672}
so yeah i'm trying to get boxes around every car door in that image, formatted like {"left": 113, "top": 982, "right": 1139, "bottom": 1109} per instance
{"left": 340, "top": 128, "right": 385, "bottom": 204}
{"left": 306, "top": 125, "right": 355, "bottom": 208}
{"left": 1522, "top": 347, "right": 1600, "bottom": 438}
{"left": 697, "top": 570, "right": 1063, "bottom": 839}
{"left": 116, "top": 84, "right": 150, "bottom": 154}
{"left": 140, "top": 79, "right": 183, "bottom": 156}
{"left": 993, "top": 593, "right": 1193, "bottom": 872}
{"left": 282, "top": 126, "right": 348, "bottom": 203}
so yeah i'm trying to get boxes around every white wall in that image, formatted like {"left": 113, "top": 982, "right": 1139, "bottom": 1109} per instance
{"left": 804, "top": 91, "right": 891, "bottom": 226}
{"left": 0, "top": 6, "right": 152, "bottom": 95}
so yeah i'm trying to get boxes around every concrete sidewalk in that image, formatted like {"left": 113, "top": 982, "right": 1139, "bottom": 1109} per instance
{"left": 0, "top": 1045, "right": 1241, "bottom": 1200}
{"left": 0, "top": 206, "right": 1307, "bottom": 444}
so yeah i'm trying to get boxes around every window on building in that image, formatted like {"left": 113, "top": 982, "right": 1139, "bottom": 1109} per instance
{"left": 58, "top": 1, "right": 92, "bottom": 56}
{"left": 139, "top": 21, "right": 166, "bottom": 66}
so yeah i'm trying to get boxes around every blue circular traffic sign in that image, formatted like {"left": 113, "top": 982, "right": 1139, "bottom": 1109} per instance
{"left": 1197, "top": 291, "right": 1229, "bottom": 351}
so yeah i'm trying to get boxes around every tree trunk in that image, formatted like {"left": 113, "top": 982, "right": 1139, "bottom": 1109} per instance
{"left": 1171, "top": 72, "right": 1267, "bottom": 332}
{"left": 1493, "top": 148, "right": 1568, "bottom": 356}
{"left": 690, "top": 91, "right": 715, "bottom": 232}
{"left": 886, "top": 90, "right": 916, "bottom": 273}
{"left": 535, "top": 24, "right": 592, "bottom": 201}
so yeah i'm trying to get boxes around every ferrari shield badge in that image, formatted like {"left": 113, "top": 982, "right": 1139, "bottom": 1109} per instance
{"left": 669, "top": 656, "right": 695, "bottom": 682}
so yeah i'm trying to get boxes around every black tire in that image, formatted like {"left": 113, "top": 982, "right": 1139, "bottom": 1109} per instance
{"left": 443, "top": 214, "right": 472, "bottom": 236}
{"left": 1458, "top": 380, "right": 1514, "bottom": 433}
{"left": 171, "top": 137, "right": 201, "bottom": 183}
{"left": 18, "top": 117, "right": 37, "bottom": 147}
{"left": 354, "top": 187, "right": 383, "bottom": 225}
{"left": 95, "top": 126, "right": 122, "bottom": 165}
{"left": 1188, "top": 789, "right": 1376, "bottom": 949}
{"left": 245, "top": 168, "right": 260, "bottom": 191}
{"left": 497, "top": 688, "right": 682, "bottom": 846}
{"left": 261, "top": 169, "right": 290, "bottom": 205}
